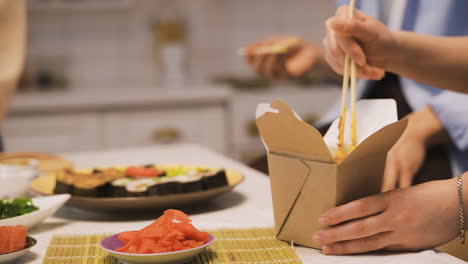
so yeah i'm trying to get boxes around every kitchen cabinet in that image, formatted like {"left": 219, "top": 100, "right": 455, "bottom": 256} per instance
{"left": 3, "top": 85, "right": 339, "bottom": 162}
{"left": 103, "top": 106, "right": 226, "bottom": 153}
{"left": 3, "top": 113, "right": 100, "bottom": 153}
{"left": 4, "top": 88, "right": 231, "bottom": 155}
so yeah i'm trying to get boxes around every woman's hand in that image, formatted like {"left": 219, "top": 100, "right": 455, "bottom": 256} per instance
{"left": 323, "top": 5, "right": 396, "bottom": 80}
{"left": 244, "top": 36, "right": 322, "bottom": 80}
{"left": 313, "top": 178, "right": 460, "bottom": 255}
{"left": 382, "top": 106, "right": 450, "bottom": 192}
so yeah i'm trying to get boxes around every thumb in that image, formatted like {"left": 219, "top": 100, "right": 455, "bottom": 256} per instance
{"left": 330, "top": 17, "right": 378, "bottom": 43}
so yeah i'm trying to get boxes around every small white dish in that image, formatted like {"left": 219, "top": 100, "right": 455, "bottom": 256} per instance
{"left": 100, "top": 233, "right": 214, "bottom": 264}
{"left": 0, "top": 236, "right": 37, "bottom": 263}
{"left": 0, "top": 194, "right": 70, "bottom": 230}
{"left": 0, "top": 159, "right": 39, "bottom": 198}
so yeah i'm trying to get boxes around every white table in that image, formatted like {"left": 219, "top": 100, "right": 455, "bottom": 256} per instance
{"left": 21, "top": 144, "right": 465, "bottom": 264}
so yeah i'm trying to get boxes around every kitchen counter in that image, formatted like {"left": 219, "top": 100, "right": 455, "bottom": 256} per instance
{"left": 9, "top": 87, "right": 233, "bottom": 114}
{"left": 21, "top": 144, "right": 465, "bottom": 264}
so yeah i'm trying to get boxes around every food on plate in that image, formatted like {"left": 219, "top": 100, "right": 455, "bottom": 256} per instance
{"left": 125, "top": 166, "right": 164, "bottom": 178}
{"left": 117, "top": 209, "right": 210, "bottom": 254}
{"left": 0, "top": 198, "right": 39, "bottom": 220}
{"left": 0, "top": 225, "right": 27, "bottom": 254}
{"left": 54, "top": 168, "right": 124, "bottom": 197}
{"left": 53, "top": 165, "right": 229, "bottom": 197}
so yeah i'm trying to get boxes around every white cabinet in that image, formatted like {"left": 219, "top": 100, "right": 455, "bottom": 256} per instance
{"left": 102, "top": 106, "right": 227, "bottom": 154}
{"left": 3, "top": 113, "right": 101, "bottom": 153}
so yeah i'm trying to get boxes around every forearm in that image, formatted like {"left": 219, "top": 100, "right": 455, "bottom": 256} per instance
{"left": 405, "top": 106, "right": 450, "bottom": 147}
{"left": 386, "top": 32, "right": 468, "bottom": 94}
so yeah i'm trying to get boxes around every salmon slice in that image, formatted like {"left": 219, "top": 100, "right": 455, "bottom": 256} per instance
{"left": 0, "top": 225, "right": 27, "bottom": 255}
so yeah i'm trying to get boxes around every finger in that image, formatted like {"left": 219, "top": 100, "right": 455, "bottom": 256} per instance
{"left": 314, "top": 214, "right": 388, "bottom": 245}
{"left": 358, "top": 64, "right": 385, "bottom": 80}
{"left": 335, "top": 34, "right": 366, "bottom": 66}
{"left": 335, "top": 5, "right": 367, "bottom": 21}
{"left": 330, "top": 18, "right": 378, "bottom": 43}
{"left": 274, "top": 55, "right": 291, "bottom": 80}
{"left": 260, "top": 54, "right": 277, "bottom": 79}
{"left": 272, "top": 54, "right": 288, "bottom": 80}
{"left": 251, "top": 55, "right": 268, "bottom": 77}
{"left": 285, "top": 44, "right": 317, "bottom": 77}
{"left": 382, "top": 157, "right": 399, "bottom": 192}
{"left": 319, "top": 195, "right": 387, "bottom": 226}
{"left": 398, "top": 171, "right": 413, "bottom": 189}
{"left": 323, "top": 22, "right": 346, "bottom": 74}
{"left": 322, "top": 232, "right": 392, "bottom": 255}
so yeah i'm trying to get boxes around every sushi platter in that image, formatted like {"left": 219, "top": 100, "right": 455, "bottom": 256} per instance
{"left": 31, "top": 164, "right": 244, "bottom": 212}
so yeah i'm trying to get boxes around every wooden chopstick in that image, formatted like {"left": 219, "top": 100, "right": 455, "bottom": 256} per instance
{"left": 337, "top": 0, "right": 357, "bottom": 159}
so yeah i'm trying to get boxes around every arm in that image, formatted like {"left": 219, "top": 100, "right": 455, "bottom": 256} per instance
{"left": 313, "top": 172, "right": 468, "bottom": 255}
{"left": 324, "top": 5, "right": 468, "bottom": 94}
{"left": 385, "top": 33, "right": 468, "bottom": 94}
{"left": 0, "top": 0, "right": 26, "bottom": 124}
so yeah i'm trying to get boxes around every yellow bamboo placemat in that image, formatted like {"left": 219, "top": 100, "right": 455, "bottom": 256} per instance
{"left": 42, "top": 228, "right": 303, "bottom": 264}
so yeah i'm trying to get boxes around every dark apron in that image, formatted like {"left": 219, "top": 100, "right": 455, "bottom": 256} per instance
{"left": 249, "top": 73, "right": 452, "bottom": 185}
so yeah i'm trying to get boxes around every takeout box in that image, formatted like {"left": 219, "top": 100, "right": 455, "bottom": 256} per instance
{"left": 256, "top": 99, "right": 407, "bottom": 248}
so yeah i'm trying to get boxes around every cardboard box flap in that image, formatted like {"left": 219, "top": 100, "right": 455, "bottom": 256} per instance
{"left": 267, "top": 154, "right": 312, "bottom": 236}
{"left": 341, "top": 119, "right": 408, "bottom": 165}
{"left": 256, "top": 100, "right": 334, "bottom": 163}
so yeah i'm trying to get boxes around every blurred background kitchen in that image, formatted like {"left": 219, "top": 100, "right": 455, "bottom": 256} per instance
{"left": 7, "top": 0, "right": 340, "bottom": 164}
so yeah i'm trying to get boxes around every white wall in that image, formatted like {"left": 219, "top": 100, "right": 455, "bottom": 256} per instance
{"left": 26, "top": 0, "right": 335, "bottom": 90}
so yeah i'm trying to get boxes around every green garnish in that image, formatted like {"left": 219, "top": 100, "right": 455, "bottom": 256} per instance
{"left": 165, "top": 166, "right": 189, "bottom": 177}
{"left": 0, "top": 198, "right": 39, "bottom": 220}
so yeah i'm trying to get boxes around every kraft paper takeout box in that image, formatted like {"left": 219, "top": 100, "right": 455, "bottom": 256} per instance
{"left": 256, "top": 99, "right": 407, "bottom": 248}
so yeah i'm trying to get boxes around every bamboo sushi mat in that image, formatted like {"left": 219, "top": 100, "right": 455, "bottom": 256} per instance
{"left": 42, "top": 228, "right": 303, "bottom": 264}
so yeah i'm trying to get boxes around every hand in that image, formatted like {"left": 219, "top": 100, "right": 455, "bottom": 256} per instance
{"left": 382, "top": 121, "right": 426, "bottom": 192}
{"left": 382, "top": 106, "right": 449, "bottom": 192}
{"left": 313, "top": 178, "right": 460, "bottom": 255}
{"left": 323, "top": 5, "right": 397, "bottom": 80}
{"left": 244, "top": 36, "right": 322, "bottom": 80}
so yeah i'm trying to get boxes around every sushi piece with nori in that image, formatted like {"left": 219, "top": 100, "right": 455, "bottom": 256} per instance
{"left": 125, "top": 179, "right": 156, "bottom": 197}
{"left": 54, "top": 169, "right": 74, "bottom": 194}
{"left": 148, "top": 177, "right": 181, "bottom": 196}
{"left": 202, "top": 170, "right": 228, "bottom": 189}
{"left": 175, "top": 175, "right": 203, "bottom": 193}
{"left": 110, "top": 178, "right": 134, "bottom": 197}
{"left": 72, "top": 173, "right": 110, "bottom": 197}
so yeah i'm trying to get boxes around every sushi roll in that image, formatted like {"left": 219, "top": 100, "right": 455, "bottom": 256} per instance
{"left": 202, "top": 170, "right": 228, "bottom": 189}
{"left": 110, "top": 177, "right": 134, "bottom": 197}
{"left": 175, "top": 175, "right": 203, "bottom": 193}
{"left": 148, "top": 177, "right": 181, "bottom": 196}
{"left": 126, "top": 178, "right": 156, "bottom": 197}
{"left": 54, "top": 169, "right": 74, "bottom": 194}
{"left": 72, "top": 173, "right": 109, "bottom": 197}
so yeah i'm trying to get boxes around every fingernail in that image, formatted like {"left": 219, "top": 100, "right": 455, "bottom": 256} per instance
{"left": 322, "top": 245, "right": 333, "bottom": 255}
{"left": 319, "top": 216, "right": 329, "bottom": 225}
{"left": 313, "top": 233, "right": 323, "bottom": 243}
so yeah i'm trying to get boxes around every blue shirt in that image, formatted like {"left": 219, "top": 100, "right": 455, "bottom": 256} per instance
{"left": 318, "top": 0, "right": 468, "bottom": 175}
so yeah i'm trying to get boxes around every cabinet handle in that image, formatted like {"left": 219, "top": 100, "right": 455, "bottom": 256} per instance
{"left": 152, "top": 127, "right": 181, "bottom": 143}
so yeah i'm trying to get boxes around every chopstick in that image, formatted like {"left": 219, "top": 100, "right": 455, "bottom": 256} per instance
{"left": 337, "top": 0, "right": 357, "bottom": 159}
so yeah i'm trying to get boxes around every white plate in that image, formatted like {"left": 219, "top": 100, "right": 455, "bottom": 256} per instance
{"left": 0, "top": 194, "right": 70, "bottom": 229}
{"left": 100, "top": 233, "right": 214, "bottom": 264}
{"left": 0, "top": 236, "right": 36, "bottom": 263}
